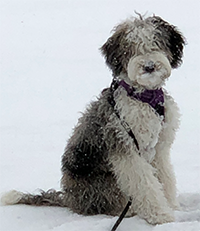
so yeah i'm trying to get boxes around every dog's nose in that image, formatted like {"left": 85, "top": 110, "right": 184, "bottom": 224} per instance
{"left": 144, "top": 61, "right": 155, "bottom": 73}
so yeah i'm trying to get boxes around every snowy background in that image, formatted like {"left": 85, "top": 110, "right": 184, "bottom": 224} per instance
{"left": 0, "top": 0, "right": 200, "bottom": 230}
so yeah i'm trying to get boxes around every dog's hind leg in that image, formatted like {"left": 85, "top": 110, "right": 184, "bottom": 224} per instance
{"left": 1, "top": 189, "right": 67, "bottom": 207}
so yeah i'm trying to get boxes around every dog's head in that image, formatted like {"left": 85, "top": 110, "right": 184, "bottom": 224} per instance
{"left": 101, "top": 15, "right": 185, "bottom": 89}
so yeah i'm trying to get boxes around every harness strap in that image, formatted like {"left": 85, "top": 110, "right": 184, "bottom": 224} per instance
{"left": 108, "top": 79, "right": 140, "bottom": 151}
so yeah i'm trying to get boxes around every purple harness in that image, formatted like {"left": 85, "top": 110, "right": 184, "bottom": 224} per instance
{"left": 118, "top": 80, "right": 165, "bottom": 117}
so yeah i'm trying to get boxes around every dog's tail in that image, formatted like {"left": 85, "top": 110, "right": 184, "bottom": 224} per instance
{"left": 1, "top": 189, "right": 67, "bottom": 207}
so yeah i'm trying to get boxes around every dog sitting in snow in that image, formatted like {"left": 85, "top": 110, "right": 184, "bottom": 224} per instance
{"left": 2, "top": 15, "right": 185, "bottom": 225}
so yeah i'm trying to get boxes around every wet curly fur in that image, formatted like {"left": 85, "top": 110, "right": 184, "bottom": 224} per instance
{"left": 1, "top": 15, "right": 185, "bottom": 225}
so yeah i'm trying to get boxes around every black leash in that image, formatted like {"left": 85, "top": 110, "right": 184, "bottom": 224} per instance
{"left": 108, "top": 79, "right": 140, "bottom": 231}
{"left": 111, "top": 199, "right": 132, "bottom": 231}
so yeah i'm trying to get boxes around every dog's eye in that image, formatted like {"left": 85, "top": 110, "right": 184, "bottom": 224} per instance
{"left": 138, "top": 60, "right": 145, "bottom": 67}
{"left": 155, "top": 61, "right": 162, "bottom": 69}
{"left": 138, "top": 63, "right": 144, "bottom": 69}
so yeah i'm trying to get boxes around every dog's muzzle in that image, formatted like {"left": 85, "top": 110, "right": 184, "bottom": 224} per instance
{"left": 127, "top": 52, "right": 172, "bottom": 88}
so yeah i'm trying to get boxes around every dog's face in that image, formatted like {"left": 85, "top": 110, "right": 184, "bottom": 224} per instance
{"left": 101, "top": 15, "right": 185, "bottom": 89}
{"left": 127, "top": 51, "right": 171, "bottom": 89}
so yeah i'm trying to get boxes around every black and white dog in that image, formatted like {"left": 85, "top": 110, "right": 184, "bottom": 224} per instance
{"left": 2, "top": 15, "right": 185, "bottom": 225}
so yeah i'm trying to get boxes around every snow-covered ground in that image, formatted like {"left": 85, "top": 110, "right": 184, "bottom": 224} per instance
{"left": 0, "top": 0, "right": 200, "bottom": 230}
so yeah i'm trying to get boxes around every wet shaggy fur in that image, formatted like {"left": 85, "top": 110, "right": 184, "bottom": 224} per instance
{"left": 1, "top": 15, "right": 185, "bottom": 225}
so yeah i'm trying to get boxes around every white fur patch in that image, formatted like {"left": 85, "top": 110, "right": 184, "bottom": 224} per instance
{"left": 124, "top": 18, "right": 156, "bottom": 52}
{"left": 114, "top": 87, "right": 164, "bottom": 163}
{"left": 1, "top": 190, "right": 23, "bottom": 205}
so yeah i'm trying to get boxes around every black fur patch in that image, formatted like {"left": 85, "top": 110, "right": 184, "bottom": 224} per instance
{"left": 100, "top": 32, "right": 128, "bottom": 76}
{"left": 61, "top": 96, "right": 112, "bottom": 179}
{"left": 64, "top": 139, "right": 107, "bottom": 178}
{"left": 151, "top": 16, "right": 186, "bottom": 68}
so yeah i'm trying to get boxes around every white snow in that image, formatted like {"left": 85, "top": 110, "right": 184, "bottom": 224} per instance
{"left": 0, "top": 0, "right": 200, "bottom": 230}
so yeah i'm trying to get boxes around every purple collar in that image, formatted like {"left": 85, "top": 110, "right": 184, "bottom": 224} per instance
{"left": 118, "top": 80, "right": 165, "bottom": 117}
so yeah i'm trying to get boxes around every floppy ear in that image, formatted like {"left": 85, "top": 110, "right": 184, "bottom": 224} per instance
{"left": 168, "top": 25, "right": 186, "bottom": 68}
{"left": 151, "top": 16, "right": 186, "bottom": 68}
{"left": 100, "top": 29, "right": 127, "bottom": 76}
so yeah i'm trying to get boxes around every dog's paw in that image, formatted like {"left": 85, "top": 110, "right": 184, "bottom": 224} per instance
{"left": 169, "top": 201, "right": 181, "bottom": 211}
{"left": 165, "top": 196, "right": 181, "bottom": 210}
{"left": 1, "top": 190, "right": 23, "bottom": 205}
{"left": 146, "top": 211, "right": 175, "bottom": 225}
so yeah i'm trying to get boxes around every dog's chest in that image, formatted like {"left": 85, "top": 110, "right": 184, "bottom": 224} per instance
{"left": 114, "top": 88, "right": 164, "bottom": 163}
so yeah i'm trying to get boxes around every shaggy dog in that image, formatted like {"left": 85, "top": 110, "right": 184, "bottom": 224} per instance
{"left": 2, "top": 15, "right": 185, "bottom": 225}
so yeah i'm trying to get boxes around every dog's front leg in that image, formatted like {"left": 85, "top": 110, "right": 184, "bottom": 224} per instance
{"left": 110, "top": 148, "right": 174, "bottom": 225}
{"left": 152, "top": 146, "right": 180, "bottom": 210}
{"left": 152, "top": 95, "right": 181, "bottom": 210}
